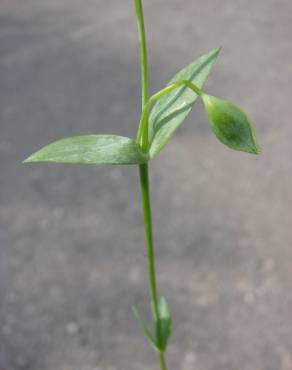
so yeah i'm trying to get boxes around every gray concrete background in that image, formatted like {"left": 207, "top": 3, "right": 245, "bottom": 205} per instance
{"left": 0, "top": 0, "right": 291, "bottom": 369}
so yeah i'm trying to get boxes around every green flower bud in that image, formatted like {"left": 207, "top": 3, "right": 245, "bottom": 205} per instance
{"left": 201, "top": 93, "right": 261, "bottom": 154}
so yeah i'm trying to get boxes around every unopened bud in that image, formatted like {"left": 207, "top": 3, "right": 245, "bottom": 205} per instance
{"left": 201, "top": 94, "right": 261, "bottom": 154}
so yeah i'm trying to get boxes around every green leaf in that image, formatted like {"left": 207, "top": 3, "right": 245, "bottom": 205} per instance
{"left": 201, "top": 94, "right": 261, "bottom": 154}
{"left": 149, "top": 48, "right": 220, "bottom": 158}
{"left": 23, "top": 135, "right": 149, "bottom": 165}
{"left": 132, "top": 306, "right": 158, "bottom": 350}
{"left": 155, "top": 297, "right": 172, "bottom": 352}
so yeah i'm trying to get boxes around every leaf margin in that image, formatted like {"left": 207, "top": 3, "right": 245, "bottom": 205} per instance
{"left": 23, "top": 134, "right": 149, "bottom": 166}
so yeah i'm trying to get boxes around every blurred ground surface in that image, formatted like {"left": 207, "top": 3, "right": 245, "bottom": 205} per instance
{"left": 0, "top": 0, "right": 292, "bottom": 369}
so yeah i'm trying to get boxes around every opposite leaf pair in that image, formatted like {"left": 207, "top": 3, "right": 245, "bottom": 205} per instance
{"left": 24, "top": 48, "right": 260, "bottom": 166}
{"left": 133, "top": 296, "right": 171, "bottom": 353}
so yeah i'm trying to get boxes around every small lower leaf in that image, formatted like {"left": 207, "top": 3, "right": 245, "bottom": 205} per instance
{"left": 155, "top": 297, "right": 172, "bottom": 352}
{"left": 132, "top": 306, "right": 158, "bottom": 350}
{"left": 23, "top": 135, "right": 149, "bottom": 165}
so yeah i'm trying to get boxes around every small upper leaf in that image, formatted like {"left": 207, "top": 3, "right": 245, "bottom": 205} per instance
{"left": 23, "top": 135, "right": 149, "bottom": 165}
{"left": 201, "top": 94, "right": 261, "bottom": 154}
{"left": 149, "top": 48, "right": 220, "bottom": 158}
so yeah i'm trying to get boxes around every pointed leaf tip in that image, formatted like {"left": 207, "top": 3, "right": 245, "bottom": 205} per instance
{"left": 201, "top": 94, "right": 261, "bottom": 155}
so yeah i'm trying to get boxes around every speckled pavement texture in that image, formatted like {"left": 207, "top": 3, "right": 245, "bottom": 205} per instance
{"left": 0, "top": 0, "right": 292, "bottom": 369}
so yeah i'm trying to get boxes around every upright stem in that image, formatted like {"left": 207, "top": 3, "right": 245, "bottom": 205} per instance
{"left": 134, "top": 0, "right": 149, "bottom": 108}
{"left": 139, "top": 163, "right": 159, "bottom": 321}
{"left": 135, "top": 1, "right": 168, "bottom": 369}
{"left": 159, "top": 352, "right": 168, "bottom": 370}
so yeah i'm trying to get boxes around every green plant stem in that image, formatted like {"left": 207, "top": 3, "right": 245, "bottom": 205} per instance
{"left": 139, "top": 163, "right": 168, "bottom": 369}
{"left": 135, "top": 1, "right": 168, "bottom": 369}
{"left": 159, "top": 352, "right": 168, "bottom": 370}
{"left": 134, "top": 0, "right": 149, "bottom": 108}
{"left": 139, "top": 163, "right": 159, "bottom": 321}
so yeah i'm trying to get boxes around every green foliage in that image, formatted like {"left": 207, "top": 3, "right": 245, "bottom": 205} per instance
{"left": 23, "top": 50, "right": 261, "bottom": 166}
{"left": 133, "top": 297, "right": 172, "bottom": 353}
{"left": 148, "top": 48, "right": 220, "bottom": 158}
{"left": 23, "top": 1, "right": 261, "bottom": 366}
{"left": 132, "top": 307, "right": 157, "bottom": 350}
{"left": 201, "top": 94, "right": 261, "bottom": 154}
{"left": 155, "top": 297, "right": 172, "bottom": 352}
{"left": 24, "top": 135, "right": 148, "bottom": 165}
